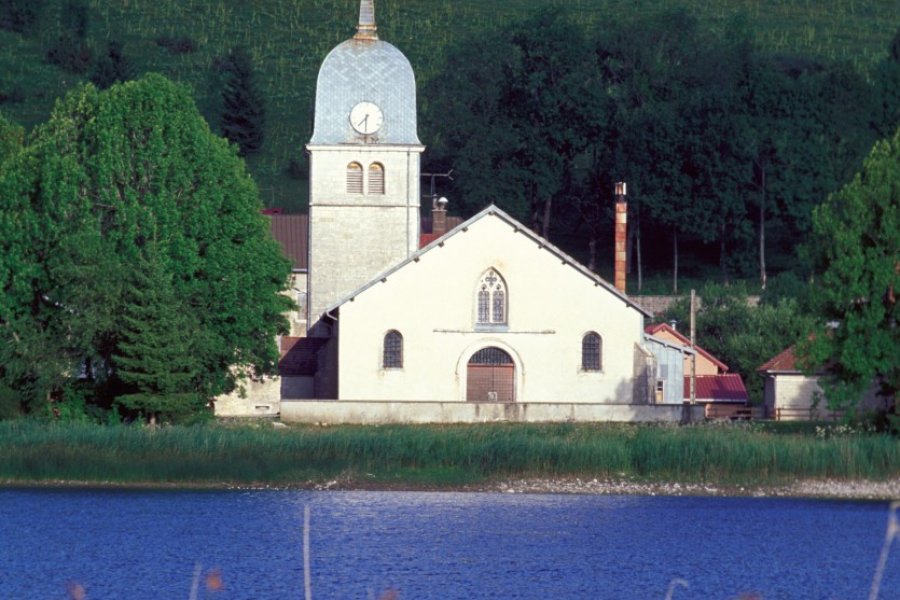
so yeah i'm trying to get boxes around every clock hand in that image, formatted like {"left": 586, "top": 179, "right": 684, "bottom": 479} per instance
{"left": 357, "top": 114, "right": 369, "bottom": 129}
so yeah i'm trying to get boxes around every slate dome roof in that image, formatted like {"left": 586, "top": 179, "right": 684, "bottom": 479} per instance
{"left": 309, "top": 1, "right": 420, "bottom": 146}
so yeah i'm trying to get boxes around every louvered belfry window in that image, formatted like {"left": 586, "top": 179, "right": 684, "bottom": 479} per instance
{"left": 368, "top": 163, "right": 385, "bottom": 194}
{"left": 476, "top": 269, "right": 507, "bottom": 325}
{"left": 346, "top": 162, "right": 363, "bottom": 194}
{"left": 383, "top": 330, "right": 403, "bottom": 368}
{"left": 582, "top": 332, "right": 602, "bottom": 371}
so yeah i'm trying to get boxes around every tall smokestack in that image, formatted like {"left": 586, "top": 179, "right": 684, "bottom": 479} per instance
{"left": 614, "top": 182, "right": 627, "bottom": 293}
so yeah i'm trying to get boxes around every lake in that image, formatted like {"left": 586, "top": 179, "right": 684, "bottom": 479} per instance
{"left": 0, "top": 489, "right": 897, "bottom": 599}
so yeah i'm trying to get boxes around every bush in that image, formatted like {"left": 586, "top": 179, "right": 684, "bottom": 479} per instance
{"left": 0, "top": 383, "right": 22, "bottom": 420}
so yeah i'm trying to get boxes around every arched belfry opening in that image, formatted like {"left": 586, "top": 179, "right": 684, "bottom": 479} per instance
{"left": 466, "top": 347, "right": 515, "bottom": 403}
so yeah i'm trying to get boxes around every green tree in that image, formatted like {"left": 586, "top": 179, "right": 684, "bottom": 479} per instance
{"left": 0, "top": 111, "right": 23, "bottom": 169}
{"left": 90, "top": 40, "right": 134, "bottom": 90}
{"left": 424, "top": 7, "right": 603, "bottom": 238}
{"left": 0, "top": 0, "right": 42, "bottom": 34}
{"left": 802, "top": 129, "right": 900, "bottom": 413}
{"left": 220, "top": 46, "right": 266, "bottom": 156}
{"left": 873, "top": 27, "right": 900, "bottom": 139}
{"left": 113, "top": 247, "right": 205, "bottom": 424}
{"left": 0, "top": 74, "right": 293, "bottom": 415}
{"left": 664, "top": 282, "right": 815, "bottom": 404}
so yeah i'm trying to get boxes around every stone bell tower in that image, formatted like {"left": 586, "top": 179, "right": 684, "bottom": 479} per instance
{"left": 306, "top": 0, "right": 424, "bottom": 335}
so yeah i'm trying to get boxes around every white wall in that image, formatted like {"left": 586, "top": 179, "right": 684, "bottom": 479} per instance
{"left": 334, "top": 212, "right": 645, "bottom": 403}
{"left": 282, "top": 399, "right": 704, "bottom": 424}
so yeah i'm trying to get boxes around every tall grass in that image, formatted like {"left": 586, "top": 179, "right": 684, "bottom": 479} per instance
{"left": 1, "top": 421, "right": 898, "bottom": 488}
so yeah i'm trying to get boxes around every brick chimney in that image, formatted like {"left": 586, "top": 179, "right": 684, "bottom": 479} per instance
{"left": 614, "top": 182, "right": 627, "bottom": 294}
{"left": 432, "top": 196, "right": 449, "bottom": 235}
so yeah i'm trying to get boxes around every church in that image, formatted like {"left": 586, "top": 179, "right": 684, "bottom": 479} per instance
{"left": 215, "top": 1, "right": 702, "bottom": 423}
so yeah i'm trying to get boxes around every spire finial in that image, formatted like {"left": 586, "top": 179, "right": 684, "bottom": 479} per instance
{"left": 354, "top": 0, "right": 378, "bottom": 40}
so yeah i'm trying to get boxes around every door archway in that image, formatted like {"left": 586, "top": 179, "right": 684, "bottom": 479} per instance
{"left": 466, "top": 347, "right": 515, "bottom": 402}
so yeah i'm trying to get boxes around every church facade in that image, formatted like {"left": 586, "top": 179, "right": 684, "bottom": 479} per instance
{"left": 218, "top": 1, "right": 702, "bottom": 423}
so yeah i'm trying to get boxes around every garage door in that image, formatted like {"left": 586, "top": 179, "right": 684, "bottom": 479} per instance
{"left": 466, "top": 347, "right": 515, "bottom": 403}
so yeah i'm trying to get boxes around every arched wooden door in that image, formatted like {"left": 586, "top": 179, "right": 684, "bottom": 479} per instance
{"left": 466, "top": 347, "right": 515, "bottom": 402}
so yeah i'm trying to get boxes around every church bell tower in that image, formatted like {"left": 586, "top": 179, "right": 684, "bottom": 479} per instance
{"left": 306, "top": 0, "right": 424, "bottom": 334}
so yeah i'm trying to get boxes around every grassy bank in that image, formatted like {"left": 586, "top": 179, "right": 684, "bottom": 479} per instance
{"left": 1, "top": 421, "right": 898, "bottom": 489}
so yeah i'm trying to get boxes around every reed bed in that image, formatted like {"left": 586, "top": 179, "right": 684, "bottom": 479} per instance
{"left": 1, "top": 420, "right": 898, "bottom": 488}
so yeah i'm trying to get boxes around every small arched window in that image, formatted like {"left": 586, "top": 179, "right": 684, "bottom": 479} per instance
{"left": 383, "top": 330, "right": 403, "bottom": 368}
{"left": 476, "top": 269, "right": 507, "bottom": 325}
{"left": 582, "top": 332, "right": 602, "bottom": 371}
{"left": 346, "top": 162, "right": 363, "bottom": 194}
{"left": 368, "top": 163, "right": 385, "bottom": 195}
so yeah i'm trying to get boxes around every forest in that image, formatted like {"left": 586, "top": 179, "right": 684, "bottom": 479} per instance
{"left": 0, "top": 0, "right": 897, "bottom": 285}
{"left": 0, "top": 0, "right": 897, "bottom": 419}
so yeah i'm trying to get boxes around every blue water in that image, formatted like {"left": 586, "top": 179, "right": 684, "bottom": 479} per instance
{"left": 0, "top": 489, "right": 897, "bottom": 600}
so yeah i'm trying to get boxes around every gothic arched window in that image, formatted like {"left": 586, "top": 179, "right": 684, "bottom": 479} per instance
{"left": 383, "top": 330, "right": 403, "bottom": 368}
{"left": 346, "top": 162, "right": 363, "bottom": 194}
{"left": 476, "top": 269, "right": 507, "bottom": 325}
{"left": 582, "top": 332, "right": 602, "bottom": 371}
{"left": 368, "top": 163, "right": 385, "bottom": 195}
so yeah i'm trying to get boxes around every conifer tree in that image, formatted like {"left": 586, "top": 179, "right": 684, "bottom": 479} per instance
{"left": 114, "top": 247, "right": 204, "bottom": 423}
{"left": 220, "top": 46, "right": 266, "bottom": 156}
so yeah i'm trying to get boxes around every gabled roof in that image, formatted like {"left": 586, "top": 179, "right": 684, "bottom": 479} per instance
{"left": 644, "top": 333, "right": 696, "bottom": 354}
{"left": 323, "top": 205, "right": 652, "bottom": 318}
{"left": 684, "top": 374, "right": 748, "bottom": 403}
{"left": 758, "top": 345, "right": 801, "bottom": 373}
{"left": 269, "top": 214, "right": 308, "bottom": 271}
{"left": 645, "top": 322, "right": 730, "bottom": 372}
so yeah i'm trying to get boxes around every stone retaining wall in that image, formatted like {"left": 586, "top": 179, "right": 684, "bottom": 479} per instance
{"left": 281, "top": 400, "right": 705, "bottom": 424}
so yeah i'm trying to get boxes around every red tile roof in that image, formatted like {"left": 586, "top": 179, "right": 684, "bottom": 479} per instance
{"left": 683, "top": 374, "right": 748, "bottom": 403}
{"left": 268, "top": 214, "right": 308, "bottom": 271}
{"left": 279, "top": 336, "right": 326, "bottom": 377}
{"left": 419, "top": 232, "right": 441, "bottom": 248}
{"left": 758, "top": 345, "right": 800, "bottom": 373}
{"left": 645, "top": 323, "right": 730, "bottom": 372}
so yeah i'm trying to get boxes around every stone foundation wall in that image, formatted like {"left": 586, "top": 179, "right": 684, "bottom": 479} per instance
{"left": 281, "top": 400, "right": 704, "bottom": 424}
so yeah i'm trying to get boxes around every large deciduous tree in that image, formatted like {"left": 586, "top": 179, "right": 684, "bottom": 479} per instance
{"left": 424, "top": 7, "right": 602, "bottom": 239}
{"left": 0, "top": 74, "right": 292, "bottom": 418}
{"left": 802, "top": 129, "right": 899, "bottom": 414}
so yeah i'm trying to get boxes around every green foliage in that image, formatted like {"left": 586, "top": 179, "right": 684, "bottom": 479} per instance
{"left": 113, "top": 248, "right": 205, "bottom": 423}
{"left": 116, "top": 393, "right": 208, "bottom": 424}
{"left": 45, "top": 34, "right": 92, "bottom": 73}
{"left": 220, "top": 46, "right": 266, "bottom": 156}
{"left": 0, "top": 74, "right": 293, "bottom": 417}
{"left": 0, "top": 382, "right": 22, "bottom": 420}
{"left": 89, "top": 40, "right": 133, "bottom": 89}
{"left": 425, "top": 7, "right": 601, "bottom": 238}
{"left": 1, "top": 421, "right": 898, "bottom": 486}
{"left": 803, "top": 128, "right": 900, "bottom": 412}
{"left": 664, "top": 283, "right": 815, "bottom": 404}
{"left": 0, "top": 0, "right": 42, "bottom": 34}
{"left": 0, "top": 111, "right": 23, "bottom": 168}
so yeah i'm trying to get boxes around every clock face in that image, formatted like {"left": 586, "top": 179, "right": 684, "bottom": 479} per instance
{"left": 349, "top": 101, "right": 383, "bottom": 135}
